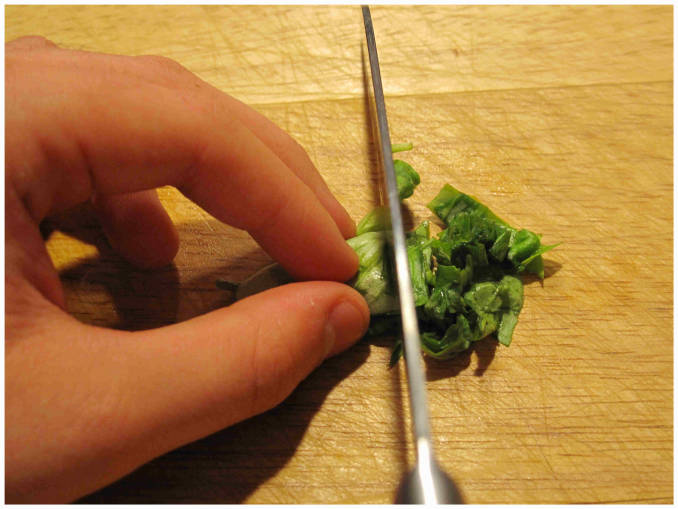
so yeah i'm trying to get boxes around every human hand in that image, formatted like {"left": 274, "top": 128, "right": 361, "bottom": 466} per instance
{"left": 5, "top": 36, "right": 370, "bottom": 503}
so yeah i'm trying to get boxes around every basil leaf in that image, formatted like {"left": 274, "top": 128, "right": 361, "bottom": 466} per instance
{"left": 346, "top": 231, "right": 399, "bottom": 315}
{"left": 346, "top": 155, "right": 556, "bottom": 364}
{"left": 356, "top": 206, "right": 390, "bottom": 235}
{"left": 507, "top": 229, "right": 541, "bottom": 265}
{"left": 518, "top": 242, "right": 561, "bottom": 279}
{"left": 406, "top": 222, "right": 432, "bottom": 307}
{"left": 391, "top": 142, "right": 414, "bottom": 153}
{"left": 427, "top": 184, "right": 508, "bottom": 228}
{"left": 394, "top": 159, "right": 420, "bottom": 200}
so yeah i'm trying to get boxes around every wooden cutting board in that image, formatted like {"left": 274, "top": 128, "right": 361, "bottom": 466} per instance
{"left": 5, "top": 5, "right": 673, "bottom": 504}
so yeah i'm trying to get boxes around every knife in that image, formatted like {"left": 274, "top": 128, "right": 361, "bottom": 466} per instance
{"left": 361, "top": 6, "right": 463, "bottom": 504}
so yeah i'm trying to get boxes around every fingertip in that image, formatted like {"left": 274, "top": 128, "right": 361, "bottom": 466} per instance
{"left": 93, "top": 190, "right": 180, "bottom": 270}
{"left": 341, "top": 242, "right": 361, "bottom": 280}
{"left": 314, "top": 190, "right": 356, "bottom": 240}
{"left": 280, "top": 239, "right": 359, "bottom": 283}
{"left": 324, "top": 291, "right": 371, "bottom": 358}
{"left": 246, "top": 191, "right": 360, "bottom": 283}
{"left": 334, "top": 206, "right": 357, "bottom": 240}
{"left": 122, "top": 229, "right": 179, "bottom": 270}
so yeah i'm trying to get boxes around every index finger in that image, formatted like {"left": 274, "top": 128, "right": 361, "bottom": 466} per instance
{"left": 131, "top": 53, "right": 357, "bottom": 240}
{"left": 6, "top": 44, "right": 358, "bottom": 281}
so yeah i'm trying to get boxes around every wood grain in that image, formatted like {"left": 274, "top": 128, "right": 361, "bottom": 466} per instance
{"left": 6, "top": 5, "right": 672, "bottom": 504}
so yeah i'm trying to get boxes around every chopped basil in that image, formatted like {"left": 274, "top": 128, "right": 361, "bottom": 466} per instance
{"left": 347, "top": 152, "right": 557, "bottom": 364}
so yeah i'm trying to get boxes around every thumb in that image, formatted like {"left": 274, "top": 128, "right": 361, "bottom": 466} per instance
{"left": 6, "top": 281, "right": 369, "bottom": 502}
{"left": 127, "top": 281, "right": 370, "bottom": 436}
{"left": 107, "top": 282, "right": 370, "bottom": 495}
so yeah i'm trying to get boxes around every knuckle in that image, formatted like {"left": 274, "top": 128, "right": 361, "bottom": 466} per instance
{"left": 7, "top": 35, "right": 58, "bottom": 51}
{"left": 134, "top": 54, "right": 188, "bottom": 77}
{"left": 131, "top": 54, "right": 201, "bottom": 93}
{"left": 247, "top": 320, "right": 299, "bottom": 413}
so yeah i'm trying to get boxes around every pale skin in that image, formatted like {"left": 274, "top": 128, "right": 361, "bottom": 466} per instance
{"left": 5, "top": 36, "right": 370, "bottom": 503}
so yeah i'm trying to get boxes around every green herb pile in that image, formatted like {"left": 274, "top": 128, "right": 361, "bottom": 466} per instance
{"left": 347, "top": 148, "right": 557, "bottom": 365}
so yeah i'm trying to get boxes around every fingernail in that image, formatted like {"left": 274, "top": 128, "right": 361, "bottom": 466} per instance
{"left": 324, "top": 300, "right": 369, "bottom": 358}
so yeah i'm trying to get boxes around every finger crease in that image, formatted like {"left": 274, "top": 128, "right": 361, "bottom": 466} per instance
{"left": 73, "top": 133, "right": 97, "bottom": 202}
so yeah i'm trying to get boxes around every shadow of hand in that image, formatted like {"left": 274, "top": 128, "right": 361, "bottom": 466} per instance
{"left": 43, "top": 203, "right": 372, "bottom": 503}
{"left": 77, "top": 343, "right": 371, "bottom": 503}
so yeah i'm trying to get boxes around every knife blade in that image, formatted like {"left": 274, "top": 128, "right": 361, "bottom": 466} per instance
{"left": 361, "top": 6, "right": 462, "bottom": 504}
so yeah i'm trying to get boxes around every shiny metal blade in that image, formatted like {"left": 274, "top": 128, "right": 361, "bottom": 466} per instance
{"left": 362, "top": 6, "right": 462, "bottom": 504}
{"left": 362, "top": 0, "right": 434, "bottom": 489}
